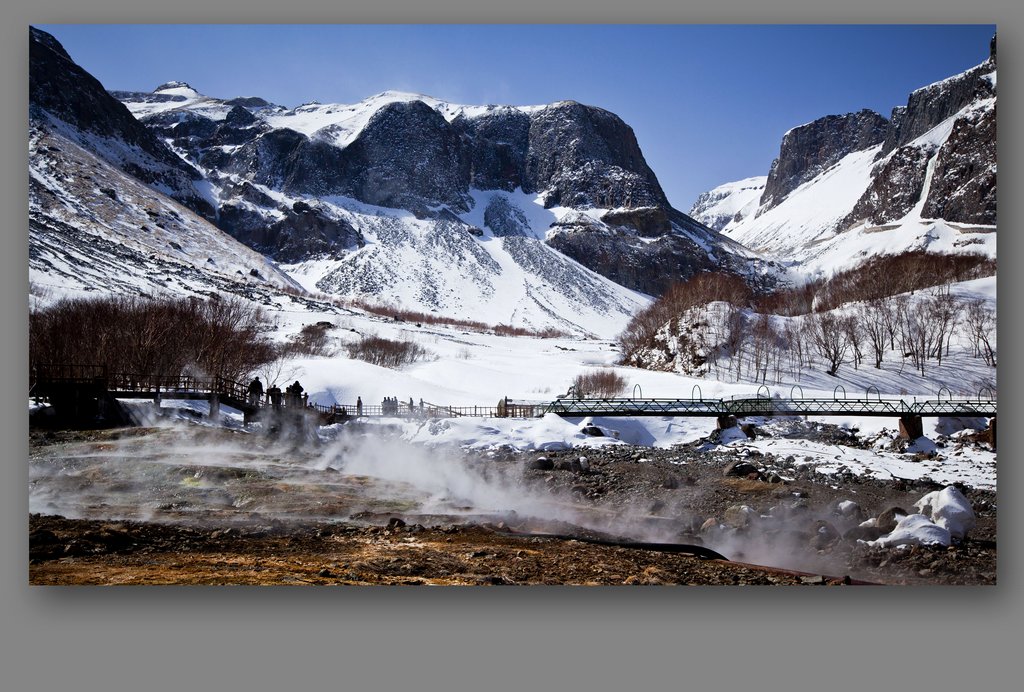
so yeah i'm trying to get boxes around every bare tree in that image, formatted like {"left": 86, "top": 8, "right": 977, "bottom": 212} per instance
{"left": 722, "top": 304, "right": 748, "bottom": 381}
{"left": 842, "top": 314, "right": 864, "bottom": 370}
{"left": 923, "top": 290, "right": 962, "bottom": 364}
{"left": 963, "top": 298, "right": 997, "bottom": 366}
{"left": 859, "top": 299, "right": 890, "bottom": 369}
{"left": 749, "top": 313, "right": 777, "bottom": 384}
{"left": 806, "top": 312, "right": 849, "bottom": 376}
{"left": 781, "top": 319, "right": 807, "bottom": 381}
{"left": 898, "top": 302, "right": 932, "bottom": 377}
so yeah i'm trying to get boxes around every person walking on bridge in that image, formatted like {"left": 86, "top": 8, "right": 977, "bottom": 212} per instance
{"left": 247, "top": 377, "right": 264, "bottom": 407}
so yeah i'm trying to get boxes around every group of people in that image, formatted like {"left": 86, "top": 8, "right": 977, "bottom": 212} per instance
{"left": 379, "top": 396, "right": 424, "bottom": 416}
{"left": 247, "top": 377, "right": 306, "bottom": 411}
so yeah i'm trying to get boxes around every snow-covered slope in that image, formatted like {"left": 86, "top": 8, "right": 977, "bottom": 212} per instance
{"left": 280, "top": 188, "right": 652, "bottom": 338}
{"left": 29, "top": 120, "right": 304, "bottom": 308}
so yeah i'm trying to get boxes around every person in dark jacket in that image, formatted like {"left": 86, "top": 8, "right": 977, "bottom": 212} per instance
{"left": 286, "top": 381, "right": 304, "bottom": 408}
{"left": 247, "top": 377, "right": 264, "bottom": 406}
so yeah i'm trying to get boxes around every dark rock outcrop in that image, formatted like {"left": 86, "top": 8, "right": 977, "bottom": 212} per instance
{"left": 333, "top": 100, "right": 472, "bottom": 212}
{"left": 759, "top": 109, "right": 889, "bottom": 211}
{"left": 454, "top": 107, "right": 532, "bottom": 192}
{"left": 218, "top": 200, "right": 364, "bottom": 262}
{"left": 878, "top": 55, "right": 995, "bottom": 158}
{"left": 524, "top": 101, "right": 670, "bottom": 210}
{"left": 842, "top": 145, "right": 931, "bottom": 227}
{"left": 547, "top": 213, "right": 722, "bottom": 296}
{"left": 922, "top": 104, "right": 996, "bottom": 225}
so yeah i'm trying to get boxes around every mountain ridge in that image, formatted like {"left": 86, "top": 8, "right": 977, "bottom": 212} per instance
{"left": 689, "top": 36, "right": 996, "bottom": 279}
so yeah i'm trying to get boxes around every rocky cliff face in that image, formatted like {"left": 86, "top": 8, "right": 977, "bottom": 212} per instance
{"left": 522, "top": 101, "right": 670, "bottom": 210}
{"left": 701, "top": 34, "right": 996, "bottom": 266}
{"left": 921, "top": 104, "right": 996, "bottom": 224}
{"left": 843, "top": 44, "right": 996, "bottom": 230}
{"left": 336, "top": 100, "right": 473, "bottom": 212}
{"left": 878, "top": 44, "right": 996, "bottom": 157}
{"left": 759, "top": 109, "right": 889, "bottom": 211}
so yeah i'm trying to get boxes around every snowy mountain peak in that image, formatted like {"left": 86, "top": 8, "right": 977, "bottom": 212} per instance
{"left": 154, "top": 80, "right": 199, "bottom": 95}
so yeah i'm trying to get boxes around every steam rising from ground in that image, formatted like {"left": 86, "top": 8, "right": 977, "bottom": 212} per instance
{"left": 320, "top": 434, "right": 605, "bottom": 528}
{"left": 30, "top": 422, "right": 950, "bottom": 580}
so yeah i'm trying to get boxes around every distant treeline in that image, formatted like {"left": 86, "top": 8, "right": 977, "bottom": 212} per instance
{"left": 753, "top": 251, "right": 996, "bottom": 316}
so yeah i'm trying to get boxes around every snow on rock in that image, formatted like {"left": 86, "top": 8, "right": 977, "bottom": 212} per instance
{"left": 717, "top": 426, "right": 750, "bottom": 445}
{"left": 913, "top": 486, "right": 976, "bottom": 539}
{"left": 868, "top": 513, "right": 952, "bottom": 548}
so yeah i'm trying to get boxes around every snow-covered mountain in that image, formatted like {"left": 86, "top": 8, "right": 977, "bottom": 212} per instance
{"left": 690, "top": 36, "right": 996, "bottom": 280}
{"left": 110, "top": 70, "right": 773, "bottom": 301}
{"left": 29, "top": 26, "right": 779, "bottom": 338}
{"left": 29, "top": 28, "right": 310, "bottom": 313}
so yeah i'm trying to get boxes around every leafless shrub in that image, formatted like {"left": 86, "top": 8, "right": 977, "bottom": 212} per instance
{"left": 284, "top": 322, "right": 335, "bottom": 357}
{"left": 572, "top": 370, "right": 628, "bottom": 399}
{"left": 494, "top": 324, "right": 568, "bottom": 338}
{"left": 29, "top": 294, "right": 276, "bottom": 382}
{"left": 345, "top": 334, "right": 429, "bottom": 368}
{"left": 756, "top": 252, "right": 995, "bottom": 315}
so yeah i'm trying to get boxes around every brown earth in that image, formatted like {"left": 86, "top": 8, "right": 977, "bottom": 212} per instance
{"left": 27, "top": 423, "right": 997, "bottom": 586}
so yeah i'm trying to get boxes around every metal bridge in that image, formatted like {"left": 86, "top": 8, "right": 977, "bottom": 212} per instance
{"left": 541, "top": 382, "right": 996, "bottom": 417}
{"left": 542, "top": 395, "right": 997, "bottom": 419}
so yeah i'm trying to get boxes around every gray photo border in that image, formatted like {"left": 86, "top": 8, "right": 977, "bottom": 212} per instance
{"left": 3, "top": 2, "right": 1020, "bottom": 691}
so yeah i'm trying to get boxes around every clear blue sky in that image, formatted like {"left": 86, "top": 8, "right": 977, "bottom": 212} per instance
{"left": 37, "top": 24, "right": 996, "bottom": 210}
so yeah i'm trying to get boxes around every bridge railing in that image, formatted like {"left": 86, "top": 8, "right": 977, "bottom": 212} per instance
{"left": 543, "top": 398, "right": 727, "bottom": 416}
{"left": 32, "top": 363, "right": 107, "bottom": 386}
{"left": 543, "top": 396, "right": 996, "bottom": 418}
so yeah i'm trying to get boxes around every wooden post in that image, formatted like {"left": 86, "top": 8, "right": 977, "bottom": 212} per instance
{"left": 898, "top": 415, "right": 923, "bottom": 440}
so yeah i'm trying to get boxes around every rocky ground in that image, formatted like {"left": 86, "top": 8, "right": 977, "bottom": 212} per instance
{"left": 28, "top": 423, "right": 996, "bottom": 586}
